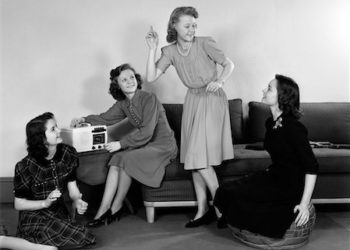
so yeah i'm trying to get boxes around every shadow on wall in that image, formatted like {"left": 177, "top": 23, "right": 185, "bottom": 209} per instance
{"left": 81, "top": 52, "right": 113, "bottom": 113}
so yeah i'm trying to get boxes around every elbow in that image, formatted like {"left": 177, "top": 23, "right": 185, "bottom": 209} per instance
{"left": 146, "top": 75, "right": 156, "bottom": 83}
{"left": 226, "top": 57, "right": 234, "bottom": 71}
{"left": 14, "top": 198, "right": 22, "bottom": 210}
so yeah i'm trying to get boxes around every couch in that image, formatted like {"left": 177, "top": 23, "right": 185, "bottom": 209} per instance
{"left": 141, "top": 100, "right": 350, "bottom": 223}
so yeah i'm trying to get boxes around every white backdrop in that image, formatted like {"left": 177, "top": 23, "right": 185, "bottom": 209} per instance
{"left": 0, "top": 0, "right": 349, "bottom": 176}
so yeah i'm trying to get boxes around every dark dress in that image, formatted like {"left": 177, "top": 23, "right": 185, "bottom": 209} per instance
{"left": 84, "top": 90, "right": 178, "bottom": 188}
{"left": 214, "top": 113, "right": 318, "bottom": 238}
{"left": 13, "top": 144, "right": 95, "bottom": 247}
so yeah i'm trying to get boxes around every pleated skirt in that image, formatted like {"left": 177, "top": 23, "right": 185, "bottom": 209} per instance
{"left": 180, "top": 87, "right": 234, "bottom": 170}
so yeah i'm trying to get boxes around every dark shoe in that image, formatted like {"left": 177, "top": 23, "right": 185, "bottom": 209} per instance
{"left": 86, "top": 209, "right": 111, "bottom": 228}
{"left": 108, "top": 206, "right": 125, "bottom": 224}
{"left": 185, "top": 208, "right": 216, "bottom": 228}
{"left": 124, "top": 197, "right": 137, "bottom": 215}
{"left": 217, "top": 216, "right": 228, "bottom": 229}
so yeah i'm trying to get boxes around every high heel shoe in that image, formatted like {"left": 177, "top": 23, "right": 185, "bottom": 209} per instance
{"left": 108, "top": 206, "right": 125, "bottom": 224}
{"left": 185, "top": 207, "right": 216, "bottom": 228}
{"left": 87, "top": 209, "right": 111, "bottom": 228}
{"left": 217, "top": 216, "right": 228, "bottom": 229}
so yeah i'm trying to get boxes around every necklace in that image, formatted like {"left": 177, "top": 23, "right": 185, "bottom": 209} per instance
{"left": 176, "top": 41, "right": 192, "bottom": 57}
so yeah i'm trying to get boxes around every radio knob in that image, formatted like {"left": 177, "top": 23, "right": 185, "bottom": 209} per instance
{"left": 98, "top": 145, "right": 102, "bottom": 149}
{"left": 92, "top": 146, "right": 95, "bottom": 150}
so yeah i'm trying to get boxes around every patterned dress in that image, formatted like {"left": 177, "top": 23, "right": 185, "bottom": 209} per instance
{"left": 14, "top": 144, "right": 95, "bottom": 247}
{"left": 156, "top": 36, "right": 234, "bottom": 170}
{"left": 84, "top": 90, "right": 178, "bottom": 188}
{"left": 214, "top": 114, "right": 319, "bottom": 238}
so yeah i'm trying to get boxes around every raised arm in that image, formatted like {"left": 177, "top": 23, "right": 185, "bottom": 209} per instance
{"left": 145, "top": 26, "right": 163, "bottom": 82}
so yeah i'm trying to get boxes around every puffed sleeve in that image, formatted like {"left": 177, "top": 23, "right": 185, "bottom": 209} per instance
{"left": 120, "top": 94, "right": 159, "bottom": 149}
{"left": 13, "top": 160, "right": 33, "bottom": 199}
{"left": 156, "top": 46, "right": 172, "bottom": 73}
{"left": 287, "top": 121, "right": 319, "bottom": 174}
{"left": 203, "top": 37, "right": 226, "bottom": 65}
{"left": 85, "top": 102, "right": 126, "bottom": 126}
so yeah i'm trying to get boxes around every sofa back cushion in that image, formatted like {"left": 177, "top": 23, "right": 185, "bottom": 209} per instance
{"left": 247, "top": 102, "right": 350, "bottom": 144}
{"left": 163, "top": 99, "right": 244, "bottom": 145}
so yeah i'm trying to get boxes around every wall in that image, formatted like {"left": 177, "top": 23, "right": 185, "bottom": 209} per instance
{"left": 0, "top": 0, "right": 349, "bottom": 177}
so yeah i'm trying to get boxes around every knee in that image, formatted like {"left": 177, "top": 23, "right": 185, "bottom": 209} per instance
{"left": 109, "top": 165, "right": 120, "bottom": 173}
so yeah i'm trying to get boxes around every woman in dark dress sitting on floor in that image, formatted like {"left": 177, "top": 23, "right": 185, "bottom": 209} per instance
{"left": 71, "top": 63, "right": 177, "bottom": 227}
{"left": 214, "top": 74, "right": 318, "bottom": 238}
{"left": 13, "top": 112, "right": 95, "bottom": 249}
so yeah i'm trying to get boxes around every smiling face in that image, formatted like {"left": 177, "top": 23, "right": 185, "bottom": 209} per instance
{"left": 262, "top": 79, "right": 279, "bottom": 107}
{"left": 174, "top": 15, "right": 197, "bottom": 42}
{"left": 45, "top": 118, "right": 62, "bottom": 147}
{"left": 115, "top": 69, "right": 138, "bottom": 95}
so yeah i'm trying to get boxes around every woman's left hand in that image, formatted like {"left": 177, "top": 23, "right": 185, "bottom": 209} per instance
{"left": 294, "top": 203, "right": 310, "bottom": 227}
{"left": 74, "top": 194, "right": 88, "bottom": 215}
{"left": 206, "top": 81, "right": 223, "bottom": 92}
{"left": 105, "top": 141, "right": 121, "bottom": 153}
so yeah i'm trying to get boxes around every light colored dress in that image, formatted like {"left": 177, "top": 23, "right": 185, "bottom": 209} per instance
{"left": 156, "top": 36, "right": 234, "bottom": 170}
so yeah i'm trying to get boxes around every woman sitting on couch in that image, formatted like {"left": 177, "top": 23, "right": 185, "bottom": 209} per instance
{"left": 71, "top": 63, "right": 178, "bottom": 227}
{"left": 214, "top": 74, "right": 318, "bottom": 238}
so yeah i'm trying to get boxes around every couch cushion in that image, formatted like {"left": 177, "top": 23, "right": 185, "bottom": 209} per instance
{"left": 163, "top": 99, "right": 244, "bottom": 145}
{"left": 162, "top": 144, "right": 350, "bottom": 181}
{"left": 247, "top": 102, "right": 350, "bottom": 144}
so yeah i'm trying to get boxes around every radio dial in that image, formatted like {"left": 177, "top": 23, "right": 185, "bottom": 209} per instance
{"left": 92, "top": 146, "right": 96, "bottom": 150}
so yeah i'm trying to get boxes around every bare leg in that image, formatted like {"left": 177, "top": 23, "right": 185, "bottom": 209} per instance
{"left": 192, "top": 171, "right": 209, "bottom": 220}
{"left": 94, "top": 165, "right": 119, "bottom": 219}
{"left": 110, "top": 168, "right": 132, "bottom": 214}
{"left": 198, "top": 166, "right": 221, "bottom": 218}
{"left": 0, "top": 236, "right": 57, "bottom": 250}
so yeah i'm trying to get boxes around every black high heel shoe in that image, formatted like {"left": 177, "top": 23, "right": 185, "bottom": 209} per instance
{"left": 185, "top": 208, "right": 216, "bottom": 228}
{"left": 108, "top": 206, "right": 125, "bottom": 224}
{"left": 87, "top": 209, "right": 111, "bottom": 228}
{"left": 217, "top": 216, "right": 228, "bottom": 229}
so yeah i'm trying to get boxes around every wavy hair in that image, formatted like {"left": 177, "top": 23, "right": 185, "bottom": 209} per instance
{"left": 275, "top": 74, "right": 302, "bottom": 119}
{"left": 109, "top": 64, "right": 142, "bottom": 101}
{"left": 166, "top": 6, "right": 199, "bottom": 43}
{"left": 26, "top": 112, "right": 54, "bottom": 160}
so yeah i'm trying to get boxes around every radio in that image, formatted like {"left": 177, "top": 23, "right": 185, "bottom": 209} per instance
{"left": 60, "top": 125, "right": 107, "bottom": 152}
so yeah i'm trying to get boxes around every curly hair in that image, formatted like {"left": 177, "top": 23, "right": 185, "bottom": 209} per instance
{"left": 166, "top": 6, "right": 199, "bottom": 43}
{"left": 109, "top": 63, "right": 142, "bottom": 101}
{"left": 275, "top": 74, "right": 302, "bottom": 119}
{"left": 26, "top": 112, "right": 54, "bottom": 160}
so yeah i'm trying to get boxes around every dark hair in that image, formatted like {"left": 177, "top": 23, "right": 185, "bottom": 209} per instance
{"left": 275, "top": 74, "right": 302, "bottom": 119}
{"left": 109, "top": 64, "right": 142, "bottom": 101}
{"left": 166, "top": 6, "right": 199, "bottom": 43}
{"left": 26, "top": 112, "right": 54, "bottom": 160}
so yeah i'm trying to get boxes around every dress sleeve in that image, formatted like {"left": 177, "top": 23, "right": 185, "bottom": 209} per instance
{"left": 287, "top": 121, "right": 319, "bottom": 174}
{"left": 65, "top": 146, "right": 78, "bottom": 183}
{"left": 203, "top": 37, "right": 226, "bottom": 65}
{"left": 84, "top": 102, "right": 126, "bottom": 126}
{"left": 13, "top": 161, "right": 32, "bottom": 199}
{"left": 120, "top": 94, "right": 159, "bottom": 149}
{"left": 156, "top": 47, "right": 172, "bottom": 73}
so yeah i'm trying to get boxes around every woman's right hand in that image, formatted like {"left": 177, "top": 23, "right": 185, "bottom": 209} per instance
{"left": 70, "top": 117, "right": 85, "bottom": 128}
{"left": 42, "top": 189, "right": 62, "bottom": 208}
{"left": 145, "top": 26, "right": 159, "bottom": 50}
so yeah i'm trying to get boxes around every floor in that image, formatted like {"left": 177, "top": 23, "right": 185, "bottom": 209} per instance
{"left": 1, "top": 204, "right": 349, "bottom": 250}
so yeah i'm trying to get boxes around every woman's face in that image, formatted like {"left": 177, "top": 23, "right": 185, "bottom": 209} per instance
{"left": 45, "top": 118, "right": 62, "bottom": 147}
{"left": 115, "top": 69, "right": 138, "bottom": 95}
{"left": 262, "top": 79, "right": 278, "bottom": 106}
{"left": 174, "top": 15, "right": 197, "bottom": 42}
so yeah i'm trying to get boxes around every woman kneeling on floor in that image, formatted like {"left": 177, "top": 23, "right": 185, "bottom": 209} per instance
{"left": 71, "top": 63, "right": 178, "bottom": 227}
{"left": 214, "top": 75, "right": 318, "bottom": 238}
